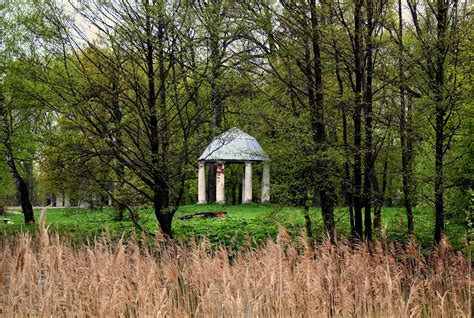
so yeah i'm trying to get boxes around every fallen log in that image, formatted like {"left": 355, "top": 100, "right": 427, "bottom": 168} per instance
{"left": 178, "top": 211, "right": 227, "bottom": 220}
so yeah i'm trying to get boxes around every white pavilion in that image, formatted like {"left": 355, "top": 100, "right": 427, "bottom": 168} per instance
{"left": 197, "top": 128, "right": 270, "bottom": 204}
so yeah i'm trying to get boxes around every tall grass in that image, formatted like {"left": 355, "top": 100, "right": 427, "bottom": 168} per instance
{"left": 1, "top": 217, "right": 471, "bottom": 317}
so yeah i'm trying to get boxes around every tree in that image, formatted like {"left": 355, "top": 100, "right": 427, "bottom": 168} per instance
{"left": 7, "top": 0, "right": 471, "bottom": 246}
{"left": 328, "top": 0, "right": 391, "bottom": 240}
{"left": 0, "top": 2, "right": 41, "bottom": 224}
{"left": 0, "top": 96, "right": 35, "bottom": 224}
{"left": 396, "top": 0, "right": 414, "bottom": 235}
{"left": 243, "top": 0, "right": 339, "bottom": 238}
{"left": 28, "top": 0, "right": 211, "bottom": 237}
{"left": 407, "top": 0, "right": 469, "bottom": 244}
{"left": 193, "top": 0, "right": 244, "bottom": 203}
{"left": 362, "top": 0, "right": 390, "bottom": 240}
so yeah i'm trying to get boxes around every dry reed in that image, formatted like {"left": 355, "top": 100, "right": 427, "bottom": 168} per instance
{"left": 0, "top": 218, "right": 471, "bottom": 317}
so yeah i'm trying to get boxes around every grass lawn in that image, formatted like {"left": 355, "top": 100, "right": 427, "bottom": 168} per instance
{"left": 0, "top": 204, "right": 468, "bottom": 251}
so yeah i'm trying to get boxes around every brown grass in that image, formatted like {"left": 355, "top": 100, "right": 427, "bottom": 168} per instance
{"left": 1, "top": 219, "right": 471, "bottom": 317}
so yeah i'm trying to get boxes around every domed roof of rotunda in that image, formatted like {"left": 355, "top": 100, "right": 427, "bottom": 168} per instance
{"left": 198, "top": 127, "right": 268, "bottom": 162}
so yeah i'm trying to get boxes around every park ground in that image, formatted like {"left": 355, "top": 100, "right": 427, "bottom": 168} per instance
{"left": 0, "top": 204, "right": 468, "bottom": 252}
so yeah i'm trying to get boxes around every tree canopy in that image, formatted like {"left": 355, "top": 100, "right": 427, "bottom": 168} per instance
{"left": 1, "top": 0, "right": 471, "bottom": 243}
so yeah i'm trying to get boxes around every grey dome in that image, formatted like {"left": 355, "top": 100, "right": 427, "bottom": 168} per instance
{"left": 199, "top": 128, "right": 268, "bottom": 162}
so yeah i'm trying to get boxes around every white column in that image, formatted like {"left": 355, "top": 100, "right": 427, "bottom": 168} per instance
{"left": 79, "top": 200, "right": 88, "bottom": 208}
{"left": 261, "top": 163, "right": 270, "bottom": 203}
{"left": 56, "top": 194, "right": 63, "bottom": 207}
{"left": 243, "top": 161, "right": 252, "bottom": 203}
{"left": 198, "top": 161, "right": 207, "bottom": 204}
{"left": 64, "top": 195, "right": 70, "bottom": 207}
{"left": 216, "top": 161, "right": 225, "bottom": 204}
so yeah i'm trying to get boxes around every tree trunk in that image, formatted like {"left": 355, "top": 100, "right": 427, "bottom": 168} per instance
{"left": 110, "top": 67, "right": 126, "bottom": 221}
{"left": 0, "top": 103, "right": 35, "bottom": 224}
{"left": 398, "top": 0, "right": 414, "bottom": 235}
{"left": 307, "top": 0, "right": 336, "bottom": 239}
{"left": 206, "top": 16, "right": 223, "bottom": 204}
{"left": 145, "top": 1, "right": 172, "bottom": 238}
{"left": 374, "top": 154, "right": 389, "bottom": 229}
{"left": 113, "top": 163, "right": 126, "bottom": 221}
{"left": 363, "top": 0, "right": 375, "bottom": 241}
{"left": 344, "top": 114, "right": 355, "bottom": 237}
{"left": 434, "top": 107, "right": 445, "bottom": 244}
{"left": 158, "top": 11, "right": 169, "bottom": 201}
{"left": 433, "top": 0, "right": 448, "bottom": 245}
{"left": 371, "top": 165, "right": 383, "bottom": 229}
{"left": 155, "top": 198, "right": 173, "bottom": 239}
{"left": 334, "top": 47, "right": 354, "bottom": 237}
{"left": 352, "top": 0, "right": 364, "bottom": 239}
{"left": 303, "top": 198, "right": 314, "bottom": 242}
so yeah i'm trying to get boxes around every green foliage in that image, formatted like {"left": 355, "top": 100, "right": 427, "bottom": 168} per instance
{"left": 0, "top": 0, "right": 471, "bottom": 241}
{"left": 0, "top": 148, "right": 15, "bottom": 197}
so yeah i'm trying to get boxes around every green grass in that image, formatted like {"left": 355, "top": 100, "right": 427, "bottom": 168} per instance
{"left": 0, "top": 204, "right": 468, "bottom": 251}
